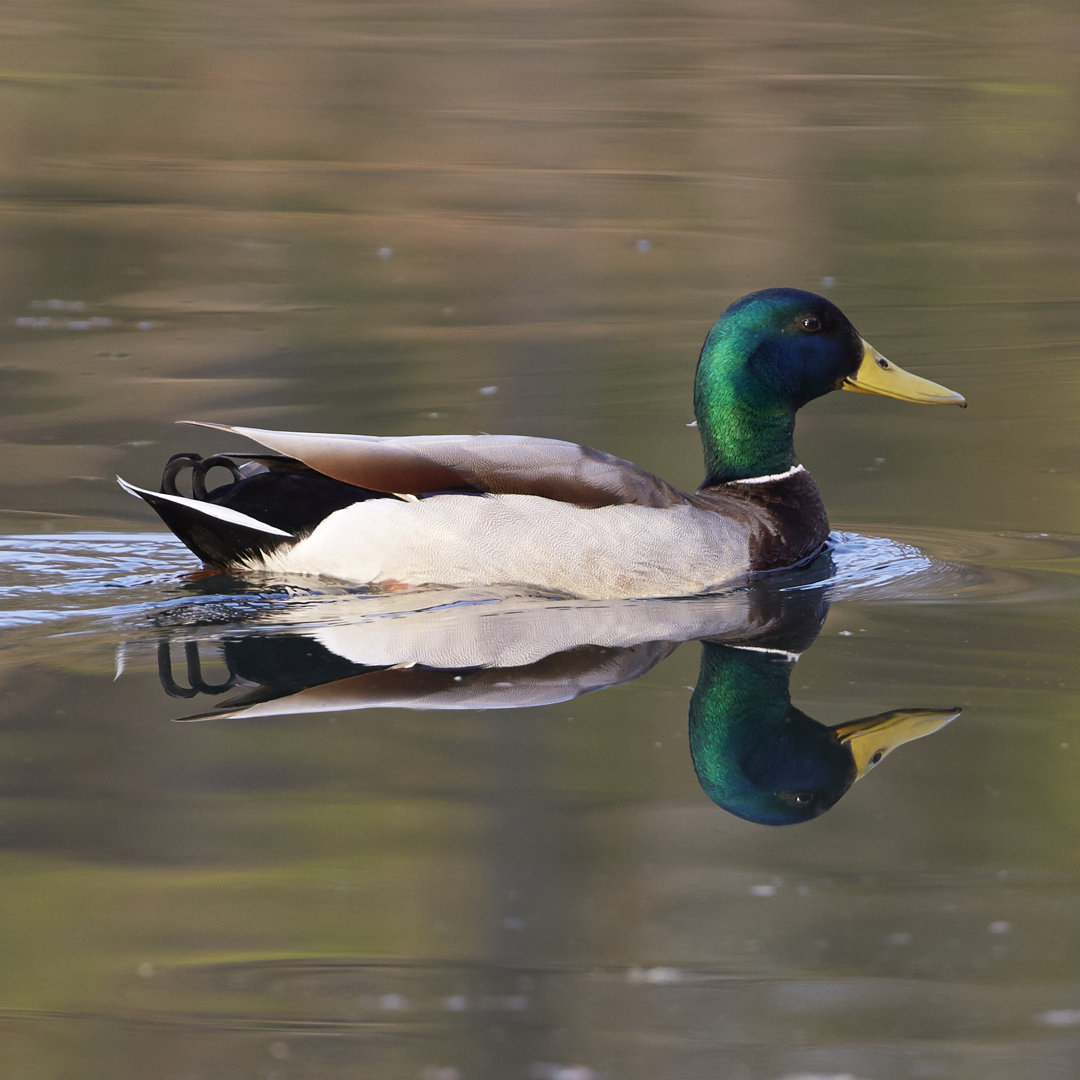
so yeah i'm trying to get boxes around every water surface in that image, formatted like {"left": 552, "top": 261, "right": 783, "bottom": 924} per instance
{"left": 2, "top": 2, "right": 1080, "bottom": 1079}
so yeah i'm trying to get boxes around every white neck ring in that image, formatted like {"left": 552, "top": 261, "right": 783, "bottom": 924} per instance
{"left": 728, "top": 463, "right": 806, "bottom": 486}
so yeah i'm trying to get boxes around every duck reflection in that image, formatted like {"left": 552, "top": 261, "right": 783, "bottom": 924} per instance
{"left": 150, "top": 567, "right": 958, "bottom": 825}
{"left": 690, "top": 643, "right": 955, "bottom": 824}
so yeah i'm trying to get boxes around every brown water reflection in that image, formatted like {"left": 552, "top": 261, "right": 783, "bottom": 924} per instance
{"left": 2, "top": 1, "right": 1080, "bottom": 1078}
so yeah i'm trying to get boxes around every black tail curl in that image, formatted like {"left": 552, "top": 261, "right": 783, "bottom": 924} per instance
{"left": 120, "top": 451, "right": 391, "bottom": 569}
{"left": 160, "top": 451, "right": 385, "bottom": 537}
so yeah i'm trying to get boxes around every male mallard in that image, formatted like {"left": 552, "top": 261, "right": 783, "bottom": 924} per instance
{"left": 119, "top": 288, "right": 964, "bottom": 598}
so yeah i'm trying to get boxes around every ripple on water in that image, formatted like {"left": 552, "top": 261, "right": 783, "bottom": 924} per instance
{"left": 818, "top": 527, "right": 1080, "bottom": 604}
{"left": 113, "top": 952, "right": 1080, "bottom": 1059}
{"left": 0, "top": 532, "right": 241, "bottom": 630}
{"left": 0, "top": 526, "right": 1077, "bottom": 636}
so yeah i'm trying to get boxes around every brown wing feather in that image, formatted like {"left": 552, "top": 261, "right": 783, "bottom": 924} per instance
{"left": 180, "top": 422, "right": 686, "bottom": 509}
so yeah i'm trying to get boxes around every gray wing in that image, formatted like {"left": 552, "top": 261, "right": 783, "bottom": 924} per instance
{"left": 181, "top": 422, "right": 686, "bottom": 509}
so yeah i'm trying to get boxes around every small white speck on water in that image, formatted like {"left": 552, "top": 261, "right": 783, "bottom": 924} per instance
{"left": 749, "top": 883, "right": 777, "bottom": 897}
{"left": 774, "top": 1073, "right": 859, "bottom": 1080}
{"left": 136, "top": 320, "right": 154, "bottom": 330}
{"left": 988, "top": 920, "right": 1011, "bottom": 934}
{"left": 379, "top": 992, "right": 410, "bottom": 1011}
{"left": 136, "top": 961, "right": 155, "bottom": 978}
{"left": 377, "top": 246, "right": 393, "bottom": 260}
{"left": 838, "top": 630, "right": 853, "bottom": 637}
{"left": 529, "top": 1065, "right": 599, "bottom": 1080}
{"left": 820, "top": 275, "right": 836, "bottom": 288}
{"left": 635, "top": 238, "right": 652, "bottom": 252}
{"left": 1036, "top": 1008, "right": 1080, "bottom": 1027}
{"left": 443, "top": 994, "right": 469, "bottom": 1012}
{"left": 479, "top": 385, "right": 498, "bottom": 395}
{"left": 626, "top": 965, "right": 684, "bottom": 984}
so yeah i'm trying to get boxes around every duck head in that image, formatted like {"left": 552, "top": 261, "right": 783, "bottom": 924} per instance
{"left": 693, "top": 288, "right": 966, "bottom": 484}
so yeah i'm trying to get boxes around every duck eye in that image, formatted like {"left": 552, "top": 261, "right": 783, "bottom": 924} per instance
{"left": 800, "top": 315, "right": 822, "bottom": 333}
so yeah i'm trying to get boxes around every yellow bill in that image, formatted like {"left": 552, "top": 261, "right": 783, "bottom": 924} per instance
{"left": 833, "top": 707, "right": 961, "bottom": 779}
{"left": 844, "top": 339, "right": 966, "bottom": 406}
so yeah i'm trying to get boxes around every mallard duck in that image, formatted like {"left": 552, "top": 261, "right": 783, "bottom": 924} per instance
{"left": 119, "top": 288, "right": 964, "bottom": 598}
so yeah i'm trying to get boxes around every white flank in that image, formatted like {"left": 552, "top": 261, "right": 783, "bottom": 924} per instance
{"left": 259, "top": 492, "right": 752, "bottom": 598}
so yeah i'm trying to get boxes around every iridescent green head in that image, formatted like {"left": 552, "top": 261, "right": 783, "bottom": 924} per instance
{"left": 693, "top": 288, "right": 965, "bottom": 484}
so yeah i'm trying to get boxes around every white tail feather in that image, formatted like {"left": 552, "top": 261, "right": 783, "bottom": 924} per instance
{"left": 116, "top": 476, "right": 293, "bottom": 537}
